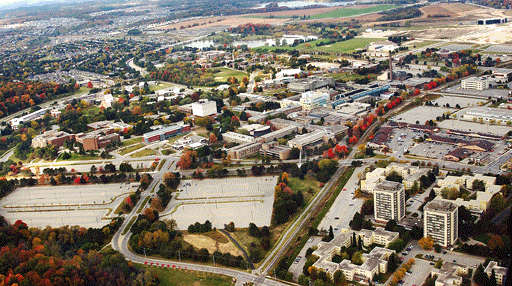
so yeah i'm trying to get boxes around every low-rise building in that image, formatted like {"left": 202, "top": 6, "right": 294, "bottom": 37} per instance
{"left": 299, "top": 91, "right": 330, "bottom": 111}
{"left": 75, "top": 128, "right": 120, "bottom": 151}
{"left": 287, "top": 76, "right": 335, "bottom": 92}
{"left": 260, "top": 141, "right": 292, "bottom": 160}
{"left": 431, "top": 261, "right": 470, "bottom": 286}
{"left": 312, "top": 228, "right": 398, "bottom": 283}
{"left": 287, "top": 130, "right": 334, "bottom": 150}
{"left": 222, "top": 132, "right": 255, "bottom": 144}
{"left": 10, "top": 108, "right": 48, "bottom": 129}
{"left": 461, "top": 76, "right": 490, "bottom": 90}
{"left": 228, "top": 142, "right": 262, "bottom": 159}
{"left": 361, "top": 163, "right": 427, "bottom": 193}
{"left": 142, "top": 124, "right": 191, "bottom": 144}
{"left": 192, "top": 99, "right": 217, "bottom": 117}
{"left": 485, "top": 261, "right": 508, "bottom": 285}
{"left": 31, "top": 130, "right": 74, "bottom": 148}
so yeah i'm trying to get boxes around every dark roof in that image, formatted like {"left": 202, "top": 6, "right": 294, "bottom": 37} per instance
{"left": 461, "top": 140, "right": 494, "bottom": 152}
{"left": 371, "top": 126, "right": 393, "bottom": 146}
{"left": 444, "top": 148, "right": 470, "bottom": 160}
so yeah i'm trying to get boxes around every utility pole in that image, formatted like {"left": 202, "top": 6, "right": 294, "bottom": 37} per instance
{"left": 143, "top": 248, "right": 146, "bottom": 258}
{"left": 178, "top": 251, "right": 181, "bottom": 262}
{"left": 213, "top": 254, "right": 215, "bottom": 267}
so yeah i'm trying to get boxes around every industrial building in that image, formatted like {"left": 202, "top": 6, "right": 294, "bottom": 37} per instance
{"left": 287, "top": 76, "right": 335, "bottom": 92}
{"left": 10, "top": 108, "right": 49, "bottom": 129}
{"left": 142, "top": 124, "right": 191, "bottom": 144}
{"left": 424, "top": 200, "right": 458, "bottom": 247}
{"left": 373, "top": 181, "right": 406, "bottom": 222}
{"left": 477, "top": 18, "right": 508, "bottom": 25}
{"left": 331, "top": 85, "right": 390, "bottom": 108}
{"left": 458, "top": 107, "right": 512, "bottom": 124}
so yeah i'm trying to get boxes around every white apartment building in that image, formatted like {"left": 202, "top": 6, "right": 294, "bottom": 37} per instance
{"left": 424, "top": 200, "right": 458, "bottom": 247}
{"left": 461, "top": 76, "right": 489, "bottom": 90}
{"left": 192, "top": 99, "right": 217, "bottom": 117}
{"left": 373, "top": 181, "right": 406, "bottom": 222}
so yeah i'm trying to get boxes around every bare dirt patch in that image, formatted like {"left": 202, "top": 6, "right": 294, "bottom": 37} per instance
{"left": 420, "top": 4, "right": 456, "bottom": 17}
{"left": 183, "top": 231, "right": 243, "bottom": 256}
{"left": 156, "top": 16, "right": 287, "bottom": 31}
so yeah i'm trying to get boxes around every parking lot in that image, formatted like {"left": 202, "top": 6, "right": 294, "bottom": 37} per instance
{"left": 431, "top": 96, "right": 484, "bottom": 108}
{"left": 390, "top": 106, "right": 452, "bottom": 125}
{"left": 387, "top": 129, "right": 419, "bottom": 158}
{"left": 408, "top": 141, "right": 459, "bottom": 160}
{"left": 437, "top": 119, "right": 512, "bottom": 137}
{"left": 441, "top": 86, "right": 510, "bottom": 98}
{"left": 162, "top": 177, "right": 278, "bottom": 229}
{"left": 0, "top": 183, "right": 134, "bottom": 228}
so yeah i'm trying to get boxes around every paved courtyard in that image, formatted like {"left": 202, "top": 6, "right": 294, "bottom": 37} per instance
{"left": 0, "top": 183, "right": 135, "bottom": 228}
{"left": 163, "top": 176, "right": 278, "bottom": 229}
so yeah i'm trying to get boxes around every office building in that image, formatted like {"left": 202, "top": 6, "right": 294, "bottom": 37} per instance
{"left": 373, "top": 181, "right": 406, "bottom": 222}
{"left": 287, "top": 76, "right": 335, "bottom": 92}
{"left": 461, "top": 76, "right": 489, "bottom": 90}
{"left": 228, "top": 142, "right": 262, "bottom": 159}
{"left": 424, "top": 200, "right": 458, "bottom": 247}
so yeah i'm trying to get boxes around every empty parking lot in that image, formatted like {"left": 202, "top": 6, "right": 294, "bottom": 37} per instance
{"left": 163, "top": 176, "right": 278, "bottom": 229}
{"left": 0, "top": 183, "right": 136, "bottom": 228}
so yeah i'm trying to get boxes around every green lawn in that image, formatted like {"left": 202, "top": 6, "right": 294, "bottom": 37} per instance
{"left": 296, "top": 37, "right": 384, "bottom": 54}
{"left": 473, "top": 233, "right": 491, "bottom": 244}
{"left": 131, "top": 148, "right": 158, "bottom": 158}
{"left": 325, "top": 72, "right": 377, "bottom": 81}
{"left": 57, "top": 152, "right": 102, "bottom": 162}
{"left": 119, "top": 143, "right": 145, "bottom": 155}
{"left": 214, "top": 68, "right": 248, "bottom": 82}
{"left": 310, "top": 4, "right": 395, "bottom": 19}
{"left": 288, "top": 176, "right": 321, "bottom": 203}
{"left": 146, "top": 267, "right": 233, "bottom": 286}
{"left": 121, "top": 137, "right": 143, "bottom": 147}
{"left": 150, "top": 82, "right": 177, "bottom": 92}
{"left": 82, "top": 106, "right": 101, "bottom": 117}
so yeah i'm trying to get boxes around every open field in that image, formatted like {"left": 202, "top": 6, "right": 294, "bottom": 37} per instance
{"left": 156, "top": 15, "right": 287, "bottom": 31}
{"left": 163, "top": 176, "right": 277, "bottom": 229}
{"left": 119, "top": 143, "right": 145, "bottom": 155}
{"left": 0, "top": 183, "right": 137, "bottom": 228}
{"left": 131, "top": 148, "right": 158, "bottom": 158}
{"left": 214, "top": 68, "right": 248, "bottom": 82}
{"left": 299, "top": 37, "right": 383, "bottom": 54}
{"left": 145, "top": 267, "right": 233, "bottom": 286}
{"left": 121, "top": 136, "right": 143, "bottom": 147}
{"left": 310, "top": 4, "right": 395, "bottom": 19}
{"left": 183, "top": 231, "right": 243, "bottom": 256}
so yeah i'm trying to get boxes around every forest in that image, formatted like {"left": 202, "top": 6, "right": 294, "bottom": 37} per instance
{"left": 0, "top": 217, "right": 159, "bottom": 286}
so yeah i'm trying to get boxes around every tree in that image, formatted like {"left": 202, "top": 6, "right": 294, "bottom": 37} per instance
{"left": 351, "top": 251, "right": 363, "bottom": 265}
{"left": 419, "top": 236, "right": 434, "bottom": 250}
{"left": 473, "top": 264, "right": 489, "bottom": 286}
{"left": 248, "top": 223, "right": 260, "bottom": 237}
{"left": 209, "top": 133, "right": 217, "bottom": 143}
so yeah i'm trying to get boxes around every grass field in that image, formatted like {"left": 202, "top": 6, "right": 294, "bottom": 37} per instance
{"left": 297, "top": 37, "right": 384, "bottom": 54}
{"left": 57, "top": 152, "right": 102, "bottom": 162}
{"left": 82, "top": 106, "right": 101, "bottom": 117}
{"left": 183, "top": 231, "right": 242, "bottom": 256}
{"left": 310, "top": 4, "right": 395, "bottom": 19}
{"left": 150, "top": 82, "right": 178, "bottom": 92}
{"left": 119, "top": 143, "right": 145, "bottom": 155}
{"left": 214, "top": 68, "right": 248, "bottom": 82}
{"left": 288, "top": 176, "right": 321, "bottom": 203}
{"left": 131, "top": 148, "right": 158, "bottom": 158}
{"left": 121, "top": 137, "right": 143, "bottom": 147}
{"left": 145, "top": 267, "right": 233, "bottom": 286}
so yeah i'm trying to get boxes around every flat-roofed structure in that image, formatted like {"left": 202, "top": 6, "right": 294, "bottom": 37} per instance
{"left": 431, "top": 261, "right": 470, "bottom": 286}
{"left": 228, "top": 142, "right": 262, "bottom": 160}
{"left": 288, "top": 76, "right": 335, "bottom": 92}
{"left": 424, "top": 200, "right": 458, "bottom": 247}
{"left": 485, "top": 261, "right": 508, "bottom": 285}
{"left": 312, "top": 228, "right": 398, "bottom": 283}
{"left": 373, "top": 181, "right": 406, "bottom": 222}
{"left": 287, "top": 130, "right": 333, "bottom": 150}
{"left": 222, "top": 132, "right": 255, "bottom": 144}
{"left": 142, "top": 124, "right": 191, "bottom": 144}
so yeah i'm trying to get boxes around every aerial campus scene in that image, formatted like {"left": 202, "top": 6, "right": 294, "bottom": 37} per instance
{"left": 0, "top": 0, "right": 510, "bottom": 285}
